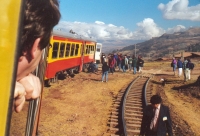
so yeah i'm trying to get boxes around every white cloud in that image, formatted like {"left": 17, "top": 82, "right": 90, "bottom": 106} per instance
{"left": 55, "top": 19, "right": 188, "bottom": 48}
{"left": 56, "top": 18, "right": 166, "bottom": 40}
{"left": 95, "top": 21, "right": 105, "bottom": 25}
{"left": 56, "top": 21, "right": 134, "bottom": 40}
{"left": 158, "top": 0, "right": 200, "bottom": 21}
{"left": 134, "top": 18, "right": 165, "bottom": 39}
{"left": 166, "top": 25, "right": 186, "bottom": 33}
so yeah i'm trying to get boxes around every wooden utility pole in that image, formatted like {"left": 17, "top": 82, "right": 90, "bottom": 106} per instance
{"left": 134, "top": 44, "right": 137, "bottom": 57}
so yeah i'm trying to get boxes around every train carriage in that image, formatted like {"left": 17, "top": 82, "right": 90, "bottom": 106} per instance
{"left": 45, "top": 30, "right": 97, "bottom": 81}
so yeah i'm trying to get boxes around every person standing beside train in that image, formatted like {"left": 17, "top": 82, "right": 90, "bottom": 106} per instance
{"left": 113, "top": 53, "right": 118, "bottom": 69}
{"left": 128, "top": 55, "right": 133, "bottom": 71}
{"left": 182, "top": 58, "right": 189, "bottom": 81}
{"left": 177, "top": 59, "right": 183, "bottom": 77}
{"left": 101, "top": 62, "right": 109, "bottom": 82}
{"left": 101, "top": 53, "right": 106, "bottom": 64}
{"left": 117, "top": 53, "right": 122, "bottom": 71}
{"left": 14, "top": 0, "right": 61, "bottom": 112}
{"left": 108, "top": 54, "right": 115, "bottom": 74}
{"left": 171, "top": 58, "right": 177, "bottom": 76}
{"left": 121, "top": 55, "right": 128, "bottom": 72}
{"left": 132, "top": 55, "right": 137, "bottom": 74}
{"left": 137, "top": 55, "right": 144, "bottom": 73}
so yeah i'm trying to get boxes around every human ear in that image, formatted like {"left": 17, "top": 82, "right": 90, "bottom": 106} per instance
{"left": 31, "top": 38, "right": 41, "bottom": 59}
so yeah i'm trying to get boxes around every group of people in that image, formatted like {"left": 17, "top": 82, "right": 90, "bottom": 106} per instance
{"left": 171, "top": 57, "right": 194, "bottom": 81}
{"left": 100, "top": 53, "right": 144, "bottom": 82}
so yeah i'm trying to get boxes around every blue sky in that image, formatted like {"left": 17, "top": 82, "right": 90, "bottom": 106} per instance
{"left": 55, "top": 0, "right": 200, "bottom": 50}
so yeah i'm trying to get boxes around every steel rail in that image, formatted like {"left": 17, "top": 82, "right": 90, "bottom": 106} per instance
{"left": 122, "top": 74, "right": 152, "bottom": 136}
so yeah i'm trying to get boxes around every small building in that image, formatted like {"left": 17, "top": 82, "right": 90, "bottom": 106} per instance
{"left": 154, "top": 57, "right": 171, "bottom": 61}
{"left": 174, "top": 52, "right": 200, "bottom": 59}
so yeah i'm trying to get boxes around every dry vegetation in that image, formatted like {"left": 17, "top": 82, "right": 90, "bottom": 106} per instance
{"left": 10, "top": 60, "right": 200, "bottom": 136}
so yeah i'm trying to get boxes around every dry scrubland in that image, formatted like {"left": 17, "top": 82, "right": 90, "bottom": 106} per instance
{"left": 10, "top": 60, "right": 200, "bottom": 135}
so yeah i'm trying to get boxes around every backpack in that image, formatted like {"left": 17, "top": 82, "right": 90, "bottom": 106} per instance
{"left": 186, "top": 62, "right": 195, "bottom": 70}
{"left": 189, "top": 63, "right": 195, "bottom": 70}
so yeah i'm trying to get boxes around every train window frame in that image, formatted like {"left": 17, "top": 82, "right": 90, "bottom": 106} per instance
{"left": 75, "top": 44, "right": 79, "bottom": 56}
{"left": 59, "top": 42, "right": 65, "bottom": 58}
{"left": 80, "top": 44, "right": 83, "bottom": 55}
{"left": 96, "top": 47, "right": 100, "bottom": 52}
{"left": 86, "top": 45, "right": 88, "bottom": 54}
{"left": 89, "top": 45, "right": 91, "bottom": 54}
{"left": 52, "top": 42, "right": 59, "bottom": 59}
{"left": 70, "top": 43, "right": 75, "bottom": 56}
{"left": 90, "top": 45, "right": 94, "bottom": 54}
{"left": 65, "top": 43, "right": 71, "bottom": 58}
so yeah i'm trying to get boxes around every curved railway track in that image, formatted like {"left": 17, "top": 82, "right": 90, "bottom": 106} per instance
{"left": 109, "top": 73, "right": 153, "bottom": 136}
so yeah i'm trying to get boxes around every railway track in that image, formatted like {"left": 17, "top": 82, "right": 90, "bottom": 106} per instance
{"left": 109, "top": 73, "right": 153, "bottom": 136}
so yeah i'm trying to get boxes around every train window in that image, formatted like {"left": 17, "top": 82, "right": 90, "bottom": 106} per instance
{"left": 70, "top": 43, "right": 75, "bottom": 56}
{"left": 75, "top": 44, "right": 79, "bottom": 56}
{"left": 65, "top": 43, "right": 70, "bottom": 57}
{"left": 96, "top": 48, "right": 100, "bottom": 52}
{"left": 87, "top": 45, "right": 89, "bottom": 54}
{"left": 89, "top": 45, "right": 95, "bottom": 54}
{"left": 59, "top": 43, "right": 65, "bottom": 58}
{"left": 89, "top": 45, "right": 91, "bottom": 54}
{"left": 85, "top": 45, "right": 88, "bottom": 54}
{"left": 52, "top": 42, "right": 59, "bottom": 59}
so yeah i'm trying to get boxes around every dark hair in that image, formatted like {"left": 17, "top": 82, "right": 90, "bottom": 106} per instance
{"left": 150, "top": 95, "right": 162, "bottom": 104}
{"left": 20, "top": 0, "right": 61, "bottom": 56}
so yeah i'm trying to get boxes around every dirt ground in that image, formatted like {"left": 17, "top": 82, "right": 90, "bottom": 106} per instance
{"left": 10, "top": 60, "right": 200, "bottom": 136}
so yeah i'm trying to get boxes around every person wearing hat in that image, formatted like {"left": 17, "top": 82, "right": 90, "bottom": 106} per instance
{"left": 140, "top": 95, "right": 173, "bottom": 136}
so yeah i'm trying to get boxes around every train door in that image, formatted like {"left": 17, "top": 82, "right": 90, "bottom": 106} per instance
{"left": 95, "top": 43, "right": 102, "bottom": 64}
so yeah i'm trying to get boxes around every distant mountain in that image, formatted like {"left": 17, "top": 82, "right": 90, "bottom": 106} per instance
{"left": 113, "top": 27, "right": 200, "bottom": 58}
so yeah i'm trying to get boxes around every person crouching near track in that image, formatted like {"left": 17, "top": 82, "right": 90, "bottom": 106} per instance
{"left": 140, "top": 95, "right": 173, "bottom": 136}
{"left": 101, "top": 62, "right": 109, "bottom": 82}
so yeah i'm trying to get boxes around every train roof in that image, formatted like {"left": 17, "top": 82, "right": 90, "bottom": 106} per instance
{"left": 52, "top": 29, "right": 97, "bottom": 42}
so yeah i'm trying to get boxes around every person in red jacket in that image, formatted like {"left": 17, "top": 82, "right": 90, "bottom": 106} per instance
{"left": 109, "top": 54, "right": 116, "bottom": 74}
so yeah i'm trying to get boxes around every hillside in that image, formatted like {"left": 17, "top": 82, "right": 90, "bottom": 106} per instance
{"left": 114, "top": 27, "right": 200, "bottom": 58}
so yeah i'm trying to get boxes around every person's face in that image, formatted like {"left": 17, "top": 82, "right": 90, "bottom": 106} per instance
{"left": 151, "top": 103, "right": 160, "bottom": 108}
{"left": 17, "top": 40, "right": 43, "bottom": 81}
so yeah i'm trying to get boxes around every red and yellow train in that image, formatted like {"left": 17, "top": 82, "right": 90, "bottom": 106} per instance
{"left": 45, "top": 30, "right": 99, "bottom": 83}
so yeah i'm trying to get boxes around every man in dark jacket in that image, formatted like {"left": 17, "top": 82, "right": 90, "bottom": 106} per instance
{"left": 140, "top": 95, "right": 173, "bottom": 136}
{"left": 177, "top": 59, "right": 183, "bottom": 77}
{"left": 137, "top": 55, "right": 144, "bottom": 73}
{"left": 132, "top": 55, "right": 137, "bottom": 74}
